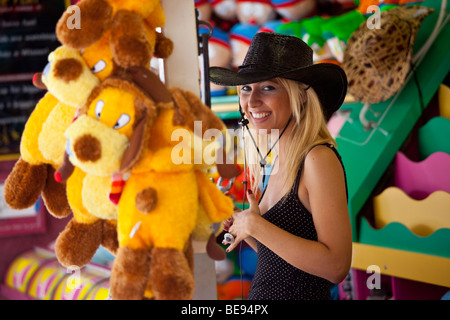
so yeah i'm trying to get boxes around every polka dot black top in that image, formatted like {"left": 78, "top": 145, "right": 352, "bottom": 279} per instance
{"left": 247, "top": 144, "right": 347, "bottom": 300}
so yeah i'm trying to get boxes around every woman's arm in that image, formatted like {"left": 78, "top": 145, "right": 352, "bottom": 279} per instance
{"left": 244, "top": 237, "right": 258, "bottom": 252}
{"left": 227, "top": 146, "right": 352, "bottom": 284}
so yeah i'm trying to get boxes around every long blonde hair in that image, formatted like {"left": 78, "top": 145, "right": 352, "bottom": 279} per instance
{"left": 240, "top": 78, "right": 336, "bottom": 198}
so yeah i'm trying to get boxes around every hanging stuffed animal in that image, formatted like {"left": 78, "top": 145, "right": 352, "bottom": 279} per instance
{"left": 229, "top": 23, "right": 260, "bottom": 69}
{"left": 210, "top": 0, "right": 239, "bottom": 32}
{"left": 236, "top": 0, "right": 276, "bottom": 26}
{"left": 52, "top": 1, "right": 176, "bottom": 269}
{"left": 211, "top": 0, "right": 238, "bottom": 22}
{"left": 54, "top": 29, "right": 230, "bottom": 272}
{"left": 199, "top": 25, "right": 232, "bottom": 96}
{"left": 5, "top": 0, "right": 236, "bottom": 289}
{"left": 56, "top": 0, "right": 173, "bottom": 69}
{"left": 258, "top": 19, "right": 285, "bottom": 33}
{"left": 195, "top": 0, "right": 213, "bottom": 21}
{"left": 5, "top": 0, "right": 174, "bottom": 269}
{"left": 3, "top": 46, "right": 100, "bottom": 219}
{"left": 4, "top": 43, "right": 123, "bottom": 268}
{"left": 62, "top": 68, "right": 234, "bottom": 300}
{"left": 270, "top": 0, "right": 317, "bottom": 21}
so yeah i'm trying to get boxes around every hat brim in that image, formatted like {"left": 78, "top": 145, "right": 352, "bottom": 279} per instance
{"left": 210, "top": 63, "right": 348, "bottom": 120}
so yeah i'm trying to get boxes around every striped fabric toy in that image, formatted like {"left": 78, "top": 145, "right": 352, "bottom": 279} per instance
{"left": 109, "top": 173, "right": 129, "bottom": 205}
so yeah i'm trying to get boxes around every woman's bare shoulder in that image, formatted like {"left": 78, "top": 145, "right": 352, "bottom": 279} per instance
{"left": 303, "top": 145, "right": 344, "bottom": 183}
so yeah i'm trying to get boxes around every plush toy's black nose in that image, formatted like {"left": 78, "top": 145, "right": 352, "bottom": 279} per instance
{"left": 73, "top": 134, "right": 102, "bottom": 162}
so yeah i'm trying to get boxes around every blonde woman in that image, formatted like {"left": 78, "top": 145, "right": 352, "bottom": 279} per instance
{"left": 210, "top": 32, "right": 352, "bottom": 300}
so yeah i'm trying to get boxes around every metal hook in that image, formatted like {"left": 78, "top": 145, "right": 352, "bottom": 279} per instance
{"left": 216, "top": 176, "right": 236, "bottom": 193}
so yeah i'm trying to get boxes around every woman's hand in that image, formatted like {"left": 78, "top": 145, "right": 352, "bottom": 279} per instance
{"left": 221, "top": 205, "right": 240, "bottom": 235}
{"left": 223, "top": 190, "right": 261, "bottom": 252}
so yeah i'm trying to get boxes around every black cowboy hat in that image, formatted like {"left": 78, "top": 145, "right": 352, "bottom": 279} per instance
{"left": 209, "top": 32, "right": 348, "bottom": 120}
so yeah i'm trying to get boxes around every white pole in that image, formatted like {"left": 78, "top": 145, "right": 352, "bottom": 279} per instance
{"left": 161, "top": 0, "right": 201, "bottom": 95}
{"left": 160, "top": 0, "right": 217, "bottom": 300}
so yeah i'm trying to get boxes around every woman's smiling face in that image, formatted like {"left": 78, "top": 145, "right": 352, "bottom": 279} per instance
{"left": 239, "top": 79, "right": 291, "bottom": 133}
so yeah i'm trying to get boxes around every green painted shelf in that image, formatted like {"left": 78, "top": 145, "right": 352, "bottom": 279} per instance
{"left": 336, "top": 1, "right": 450, "bottom": 241}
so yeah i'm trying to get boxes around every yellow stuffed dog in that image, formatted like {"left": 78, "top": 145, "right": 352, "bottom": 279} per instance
{"left": 63, "top": 70, "right": 234, "bottom": 300}
{"left": 4, "top": 44, "right": 122, "bottom": 268}
{"left": 4, "top": 46, "right": 99, "bottom": 217}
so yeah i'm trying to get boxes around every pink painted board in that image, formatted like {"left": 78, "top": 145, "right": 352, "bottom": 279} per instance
{"left": 395, "top": 151, "right": 450, "bottom": 200}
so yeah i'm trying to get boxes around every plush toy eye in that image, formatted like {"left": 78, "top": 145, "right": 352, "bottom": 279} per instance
{"left": 43, "top": 60, "right": 52, "bottom": 77}
{"left": 91, "top": 60, "right": 106, "bottom": 74}
{"left": 113, "top": 114, "right": 130, "bottom": 129}
{"left": 95, "top": 99, "right": 104, "bottom": 119}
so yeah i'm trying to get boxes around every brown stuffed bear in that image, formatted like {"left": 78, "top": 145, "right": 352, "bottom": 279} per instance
{"left": 56, "top": 0, "right": 173, "bottom": 69}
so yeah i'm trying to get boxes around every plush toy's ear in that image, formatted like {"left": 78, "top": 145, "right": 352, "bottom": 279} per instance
{"left": 119, "top": 106, "right": 149, "bottom": 174}
{"left": 32, "top": 73, "right": 47, "bottom": 90}
{"left": 54, "top": 152, "right": 74, "bottom": 184}
{"left": 170, "top": 88, "right": 226, "bottom": 136}
{"left": 154, "top": 32, "right": 174, "bottom": 59}
{"left": 42, "top": 164, "right": 72, "bottom": 218}
{"left": 110, "top": 10, "right": 151, "bottom": 69}
{"left": 115, "top": 76, "right": 160, "bottom": 174}
{"left": 56, "top": 0, "right": 112, "bottom": 49}
{"left": 206, "top": 233, "right": 227, "bottom": 261}
{"left": 128, "top": 66, "right": 172, "bottom": 104}
{"left": 140, "top": 2, "right": 173, "bottom": 59}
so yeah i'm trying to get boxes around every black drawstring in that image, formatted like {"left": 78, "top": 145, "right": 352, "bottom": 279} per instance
{"left": 240, "top": 104, "right": 291, "bottom": 166}
{"left": 236, "top": 104, "right": 291, "bottom": 299}
{"left": 238, "top": 104, "right": 292, "bottom": 205}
